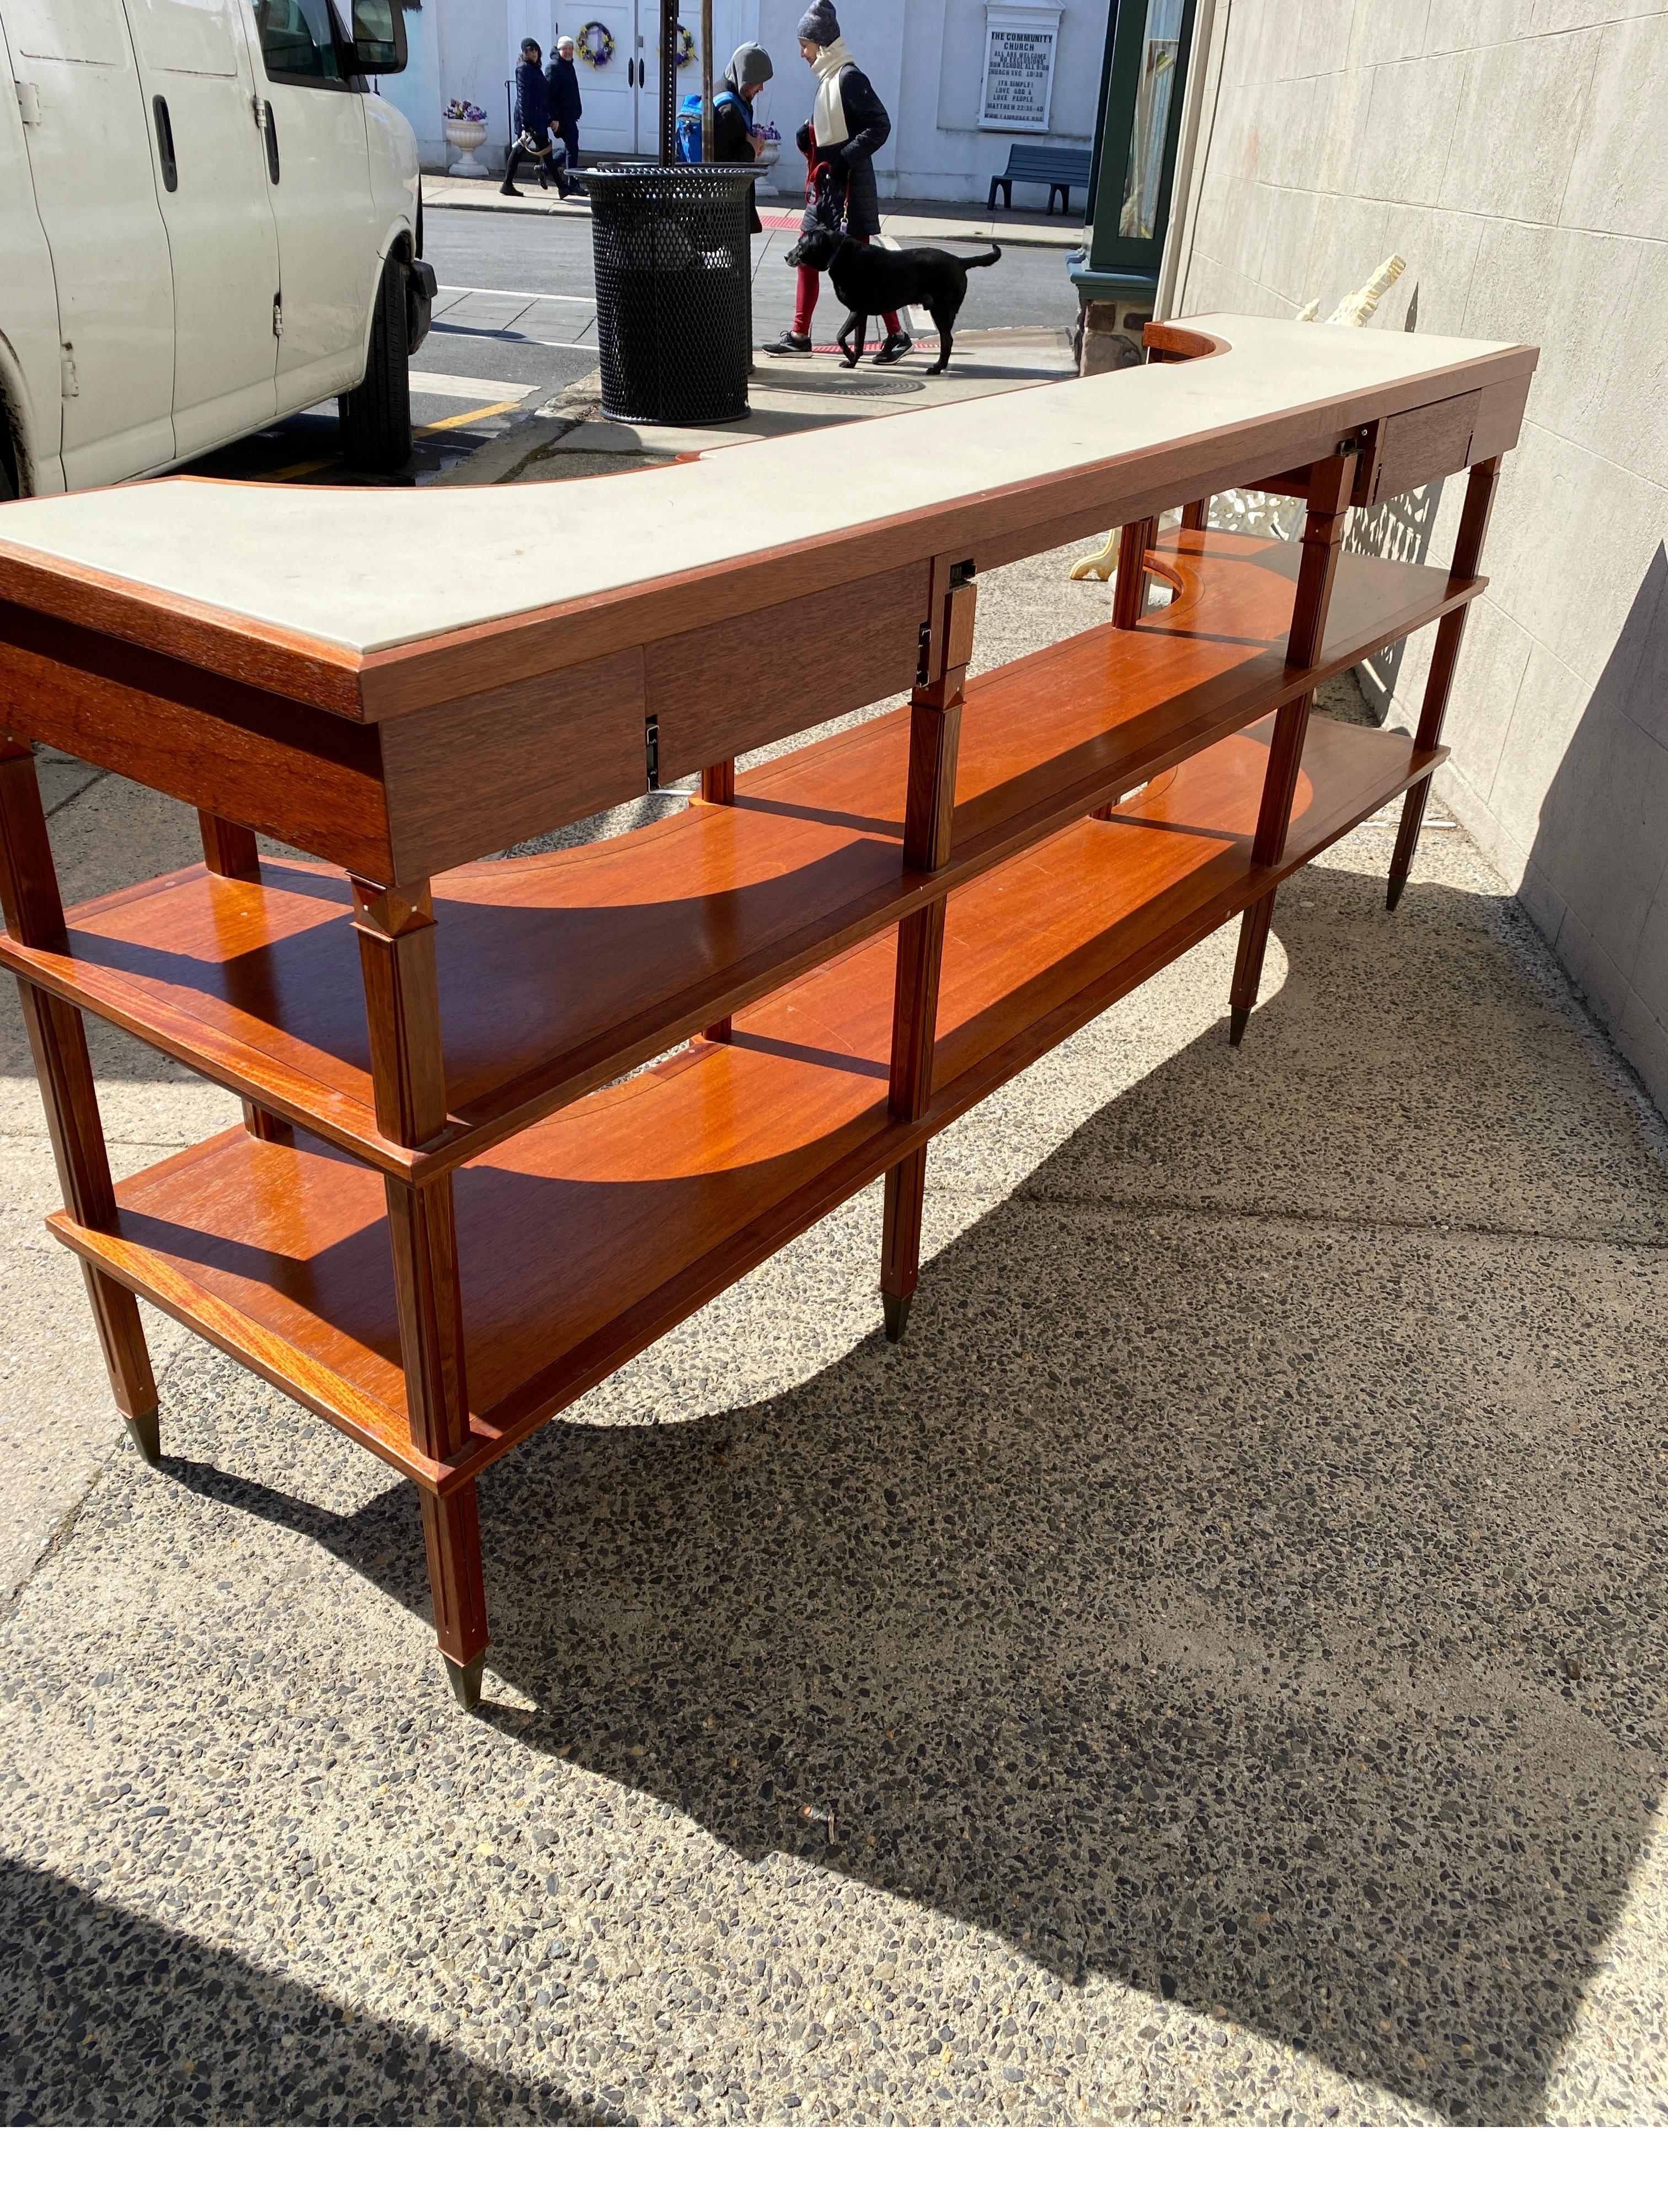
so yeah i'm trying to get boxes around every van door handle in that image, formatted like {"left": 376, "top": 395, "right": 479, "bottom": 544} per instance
{"left": 153, "top": 94, "right": 177, "bottom": 190}
{"left": 15, "top": 79, "right": 41, "bottom": 126}
{"left": 262, "top": 99, "right": 279, "bottom": 184}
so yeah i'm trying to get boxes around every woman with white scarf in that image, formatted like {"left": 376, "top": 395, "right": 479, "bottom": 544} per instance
{"left": 762, "top": 3, "right": 910, "bottom": 364}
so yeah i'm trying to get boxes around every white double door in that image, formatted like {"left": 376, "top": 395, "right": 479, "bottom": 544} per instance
{"left": 568, "top": 5, "right": 692, "bottom": 158}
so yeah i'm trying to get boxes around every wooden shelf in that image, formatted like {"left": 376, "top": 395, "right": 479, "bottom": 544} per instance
{"left": 0, "top": 530, "right": 1478, "bottom": 1180}
{"left": 50, "top": 712, "right": 1440, "bottom": 1485}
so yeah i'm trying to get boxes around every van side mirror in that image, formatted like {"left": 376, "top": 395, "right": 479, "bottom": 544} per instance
{"left": 336, "top": 0, "right": 408, "bottom": 74}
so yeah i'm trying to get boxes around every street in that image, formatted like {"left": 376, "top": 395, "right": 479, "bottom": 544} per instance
{"left": 185, "top": 202, "right": 1082, "bottom": 487}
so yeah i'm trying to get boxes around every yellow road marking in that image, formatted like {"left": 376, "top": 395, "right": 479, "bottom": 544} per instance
{"left": 255, "top": 396, "right": 523, "bottom": 481}
{"left": 423, "top": 398, "right": 523, "bottom": 432}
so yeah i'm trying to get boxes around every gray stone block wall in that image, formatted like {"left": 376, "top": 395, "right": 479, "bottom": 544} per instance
{"left": 1172, "top": 0, "right": 1668, "bottom": 1108}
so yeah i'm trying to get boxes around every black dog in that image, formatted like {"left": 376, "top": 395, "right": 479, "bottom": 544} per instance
{"left": 784, "top": 218, "right": 1002, "bottom": 375}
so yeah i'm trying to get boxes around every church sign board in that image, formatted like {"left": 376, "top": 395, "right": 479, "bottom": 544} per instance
{"left": 979, "top": 3, "right": 1063, "bottom": 133}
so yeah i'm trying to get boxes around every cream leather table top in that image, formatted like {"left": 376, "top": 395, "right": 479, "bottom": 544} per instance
{"left": 0, "top": 317, "right": 1523, "bottom": 661}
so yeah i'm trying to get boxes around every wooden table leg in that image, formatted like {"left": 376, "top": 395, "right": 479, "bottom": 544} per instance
{"left": 0, "top": 745, "right": 161, "bottom": 1460}
{"left": 23, "top": 987, "right": 163, "bottom": 1460}
{"left": 700, "top": 758, "right": 736, "bottom": 1044}
{"left": 1091, "top": 517, "right": 1161, "bottom": 824}
{"left": 198, "top": 810, "right": 260, "bottom": 884}
{"left": 880, "top": 555, "right": 976, "bottom": 1342}
{"left": 197, "top": 810, "right": 292, "bottom": 1142}
{"left": 351, "top": 879, "right": 468, "bottom": 1458}
{"left": 881, "top": 902, "right": 944, "bottom": 1339}
{"left": 351, "top": 877, "right": 483, "bottom": 1690}
{"left": 1387, "top": 455, "right": 1500, "bottom": 911}
{"left": 1228, "top": 450, "right": 1353, "bottom": 1046}
{"left": 881, "top": 1138, "right": 929, "bottom": 1343}
{"left": 420, "top": 1480, "right": 489, "bottom": 1709}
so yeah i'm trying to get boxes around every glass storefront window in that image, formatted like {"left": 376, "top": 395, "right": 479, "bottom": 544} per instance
{"left": 1119, "top": 0, "right": 1185, "bottom": 240}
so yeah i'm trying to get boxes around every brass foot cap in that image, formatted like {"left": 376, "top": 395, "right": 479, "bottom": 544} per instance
{"left": 124, "top": 1409, "right": 162, "bottom": 1466}
{"left": 444, "top": 1655, "right": 485, "bottom": 1711}
{"left": 881, "top": 1290, "right": 912, "bottom": 1344}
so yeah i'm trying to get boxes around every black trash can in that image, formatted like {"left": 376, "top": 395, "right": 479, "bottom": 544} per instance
{"left": 588, "top": 165, "right": 757, "bottom": 427}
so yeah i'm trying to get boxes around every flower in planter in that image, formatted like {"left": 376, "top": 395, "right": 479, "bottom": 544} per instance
{"left": 442, "top": 99, "right": 487, "bottom": 123}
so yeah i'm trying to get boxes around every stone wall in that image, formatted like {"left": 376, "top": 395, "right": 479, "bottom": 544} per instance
{"left": 1172, "top": 0, "right": 1668, "bottom": 1110}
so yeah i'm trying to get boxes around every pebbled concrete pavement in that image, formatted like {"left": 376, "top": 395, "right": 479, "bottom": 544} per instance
{"left": 4, "top": 538, "right": 1668, "bottom": 2126}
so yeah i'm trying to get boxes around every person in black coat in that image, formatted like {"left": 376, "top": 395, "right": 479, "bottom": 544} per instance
{"left": 502, "top": 39, "right": 569, "bottom": 197}
{"left": 544, "top": 36, "right": 584, "bottom": 186}
{"left": 763, "top": 4, "right": 907, "bottom": 361}
{"left": 710, "top": 42, "right": 774, "bottom": 235}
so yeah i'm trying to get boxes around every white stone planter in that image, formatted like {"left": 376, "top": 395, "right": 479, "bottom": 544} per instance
{"left": 444, "top": 121, "right": 489, "bottom": 178}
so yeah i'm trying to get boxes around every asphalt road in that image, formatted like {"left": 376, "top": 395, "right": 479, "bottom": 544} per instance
{"left": 184, "top": 204, "right": 1079, "bottom": 488}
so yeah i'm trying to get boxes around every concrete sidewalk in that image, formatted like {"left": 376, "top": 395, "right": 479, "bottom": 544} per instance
{"left": 4, "top": 513, "right": 1668, "bottom": 2123}
{"left": 429, "top": 327, "right": 1077, "bottom": 489}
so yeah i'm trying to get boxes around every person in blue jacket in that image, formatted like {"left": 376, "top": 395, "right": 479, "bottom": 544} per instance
{"left": 545, "top": 35, "right": 584, "bottom": 188}
{"left": 502, "top": 38, "right": 570, "bottom": 197}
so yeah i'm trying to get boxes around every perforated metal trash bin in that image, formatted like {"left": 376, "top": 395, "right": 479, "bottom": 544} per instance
{"left": 589, "top": 166, "right": 756, "bottom": 427}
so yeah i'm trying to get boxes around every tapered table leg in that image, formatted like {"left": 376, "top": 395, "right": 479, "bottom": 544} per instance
{"left": 701, "top": 758, "right": 736, "bottom": 1044}
{"left": 420, "top": 1481, "right": 489, "bottom": 1708}
{"left": 1228, "top": 891, "right": 1275, "bottom": 1048}
{"left": 1386, "top": 456, "right": 1500, "bottom": 911}
{"left": 23, "top": 990, "right": 162, "bottom": 1454}
{"left": 1228, "top": 450, "right": 1353, "bottom": 1045}
{"left": 879, "top": 556, "right": 976, "bottom": 1341}
{"left": 0, "top": 744, "right": 161, "bottom": 1456}
{"left": 1387, "top": 782, "right": 1431, "bottom": 912}
{"left": 1094, "top": 516, "right": 1159, "bottom": 822}
{"left": 196, "top": 811, "right": 294, "bottom": 1141}
{"left": 351, "top": 875, "right": 484, "bottom": 1695}
{"left": 881, "top": 1144, "right": 929, "bottom": 1341}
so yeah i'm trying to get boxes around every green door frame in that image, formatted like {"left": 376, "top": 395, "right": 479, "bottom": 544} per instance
{"left": 1069, "top": 0, "right": 1200, "bottom": 315}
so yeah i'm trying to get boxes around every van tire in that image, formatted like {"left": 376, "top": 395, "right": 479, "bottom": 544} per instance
{"left": 338, "top": 254, "right": 412, "bottom": 474}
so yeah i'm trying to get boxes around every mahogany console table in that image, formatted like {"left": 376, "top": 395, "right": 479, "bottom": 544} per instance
{"left": 0, "top": 316, "right": 1536, "bottom": 1707}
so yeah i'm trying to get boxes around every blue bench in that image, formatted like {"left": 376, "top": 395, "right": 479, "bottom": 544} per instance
{"left": 988, "top": 142, "right": 1093, "bottom": 216}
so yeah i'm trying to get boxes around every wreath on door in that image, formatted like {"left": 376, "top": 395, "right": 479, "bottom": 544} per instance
{"left": 575, "top": 22, "right": 615, "bottom": 66}
{"left": 672, "top": 23, "right": 696, "bottom": 67}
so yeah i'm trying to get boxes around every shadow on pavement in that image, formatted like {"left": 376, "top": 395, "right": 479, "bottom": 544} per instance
{"left": 22, "top": 863, "right": 1668, "bottom": 2126}
{"left": 0, "top": 1857, "right": 602, "bottom": 2124}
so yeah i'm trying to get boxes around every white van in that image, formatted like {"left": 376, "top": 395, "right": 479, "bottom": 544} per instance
{"left": 0, "top": 0, "right": 435, "bottom": 498}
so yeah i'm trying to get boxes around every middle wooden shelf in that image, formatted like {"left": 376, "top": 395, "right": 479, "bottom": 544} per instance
{"left": 49, "top": 710, "right": 1442, "bottom": 1483}
{"left": 1, "top": 527, "right": 1477, "bottom": 1179}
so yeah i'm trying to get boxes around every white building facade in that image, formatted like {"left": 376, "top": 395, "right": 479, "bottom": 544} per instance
{"left": 388, "top": 0, "right": 1109, "bottom": 201}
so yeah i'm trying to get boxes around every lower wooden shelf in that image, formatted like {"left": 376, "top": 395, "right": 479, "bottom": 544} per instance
{"left": 54, "top": 713, "right": 1440, "bottom": 1487}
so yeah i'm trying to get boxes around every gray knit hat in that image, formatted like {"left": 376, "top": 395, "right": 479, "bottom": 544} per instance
{"left": 797, "top": 3, "right": 840, "bottom": 44}
{"left": 728, "top": 41, "right": 773, "bottom": 86}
